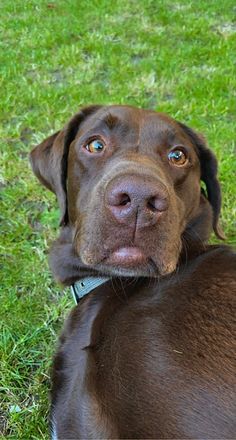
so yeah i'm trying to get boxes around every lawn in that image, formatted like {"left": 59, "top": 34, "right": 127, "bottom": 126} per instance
{"left": 0, "top": 0, "right": 235, "bottom": 437}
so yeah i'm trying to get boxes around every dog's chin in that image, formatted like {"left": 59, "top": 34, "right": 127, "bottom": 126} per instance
{"left": 80, "top": 246, "right": 177, "bottom": 278}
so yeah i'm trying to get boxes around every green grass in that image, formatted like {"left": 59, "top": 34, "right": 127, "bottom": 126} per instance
{"left": 0, "top": 0, "right": 235, "bottom": 437}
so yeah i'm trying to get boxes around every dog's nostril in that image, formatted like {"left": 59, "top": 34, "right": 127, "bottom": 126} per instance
{"left": 147, "top": 197, "right": 158, "bottom": 212}
{"left": 107, "top": 190, "right": 131, "bottom": 207}
{"left": 119, "top": 193, "right": 131, "bottom": 206}
{"left": 147, "top": 196, "right": 168, "bottom": 212}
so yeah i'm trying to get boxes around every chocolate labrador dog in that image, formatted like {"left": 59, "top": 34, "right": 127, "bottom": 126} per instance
{"left": 30, "top": 105, "right": 236, "bottom": 439}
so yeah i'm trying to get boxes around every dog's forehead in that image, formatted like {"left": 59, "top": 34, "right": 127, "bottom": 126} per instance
{"left": 78, "top": 105, "right": 182, "bottom": 140}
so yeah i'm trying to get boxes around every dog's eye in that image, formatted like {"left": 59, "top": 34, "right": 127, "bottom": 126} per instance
{"left": 85, "top": 139, "right": 105, "bottom": 153}
{"left": 168, "top": 148, "right": 188, "bottom": 166}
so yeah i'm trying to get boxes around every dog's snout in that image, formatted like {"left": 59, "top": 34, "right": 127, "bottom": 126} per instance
{"left": 106, "top": 176, "right": 168, "bottom": 228}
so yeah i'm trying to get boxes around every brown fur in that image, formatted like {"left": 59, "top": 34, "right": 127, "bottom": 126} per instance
{"left": 30, "top": 105, "right": 236, "bottom": 438}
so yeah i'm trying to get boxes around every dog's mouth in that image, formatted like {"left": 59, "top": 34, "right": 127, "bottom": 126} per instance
{"left": 77, "top": 225, "right": 182, "bottom": 278}
{"left": 79, "top": 243, "right": 163, "bottom": 277}
{"left": 105, "top": 246, "right": 147, "bottom": 267}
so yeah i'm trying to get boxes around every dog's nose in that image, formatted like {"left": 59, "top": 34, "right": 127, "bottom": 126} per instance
{"left": 106, "top": 176, "right": 168, "bottom": 228}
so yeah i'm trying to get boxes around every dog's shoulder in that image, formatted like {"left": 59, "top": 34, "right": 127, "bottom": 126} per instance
{"left": 183, "top": 244, "right": 236, "bottom": 297}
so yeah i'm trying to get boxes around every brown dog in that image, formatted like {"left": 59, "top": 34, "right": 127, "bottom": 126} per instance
{"left": 30, "top": 105, "right": 236, "bottom": 439}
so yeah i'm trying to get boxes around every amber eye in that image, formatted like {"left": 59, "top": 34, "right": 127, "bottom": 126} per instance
{"left": 168, "top": 148, "right": 188, "bottom": 166}
{"left": 85, "top": 139, "right": 105, "bottom": 153}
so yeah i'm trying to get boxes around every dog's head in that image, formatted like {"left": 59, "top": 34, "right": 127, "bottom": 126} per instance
{"left": 30, "top": 105, "right": 224, "bottom": 280}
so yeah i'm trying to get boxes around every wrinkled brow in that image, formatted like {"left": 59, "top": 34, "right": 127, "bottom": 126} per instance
{"left": 90, "top": 113, "right": 120, "bottom": 129}
{"left": 103, "top": 113, "right": 120, "bottom": 129}
{"left": 161, "top": 128, "right": 178, "bottom": 145}
{"left": 91, "top": 112, "right": 132, "bottom": 136}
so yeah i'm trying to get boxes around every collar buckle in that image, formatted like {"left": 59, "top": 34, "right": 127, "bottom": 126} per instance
{"left": 71, "top": 276, "right": 110, "bottom": 304}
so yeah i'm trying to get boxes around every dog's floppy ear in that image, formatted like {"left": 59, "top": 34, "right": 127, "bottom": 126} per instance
{"left": 30, "top": 105, "right": 102, "bottom": 226}
{"left": 178, "top": 122, "right": 225, "bottom": 240}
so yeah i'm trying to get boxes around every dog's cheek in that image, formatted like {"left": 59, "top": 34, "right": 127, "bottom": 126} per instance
{"left": 156, "top": 237, "right": 182, "bottom": 275}
{"left": 149, "top": 209, "right": 183, "bottom": 274}
{"left": 74, "top": 204, "right": 106, "bottom": 265}
{"left": 175, "top": 176, "right": 202, "bottom": 224}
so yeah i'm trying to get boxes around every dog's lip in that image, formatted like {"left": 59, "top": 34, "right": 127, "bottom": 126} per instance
{"left": 105, "top": 246, "right": 147, "bottom": 267}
